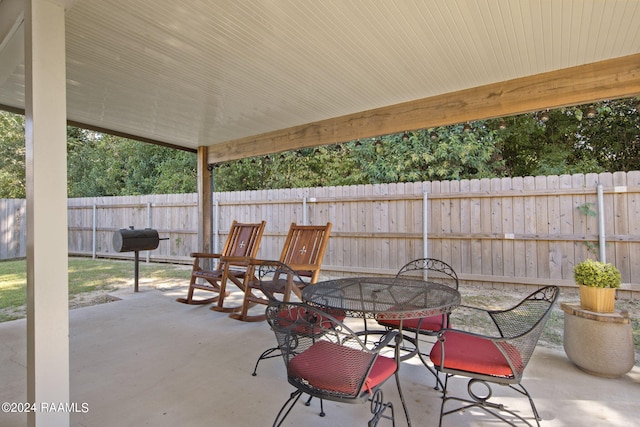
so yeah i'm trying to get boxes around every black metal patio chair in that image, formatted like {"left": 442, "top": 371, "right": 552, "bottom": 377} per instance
{"left": 251, "top": 260, "right": 345, "bottom": 377}
{"left": 251, "top": 261, "right": 346, "bottom": 415}
{"left": 266, "top": 297, "right": 403, "bottom": 426}
{"left": 376, "top": 258, "right": 459, "bottom": 389}
{"left": 430, "top": 285, "right": 559, "bottom": 427}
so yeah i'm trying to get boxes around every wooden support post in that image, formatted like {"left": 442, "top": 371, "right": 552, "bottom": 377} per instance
{"left": 197, "top": 146, "right": 212, "bottom": 254}
{"left": 24, "top": 0, "right": 70, "bottom": 425}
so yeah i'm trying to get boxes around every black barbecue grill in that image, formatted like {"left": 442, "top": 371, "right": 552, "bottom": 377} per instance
{"left": 113, "top": 227, "right": 168, "bottom": 292}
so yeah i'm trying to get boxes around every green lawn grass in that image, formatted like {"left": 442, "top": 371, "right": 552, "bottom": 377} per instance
{"left": 0, "top": 257, "right": 191, "bottom": 322}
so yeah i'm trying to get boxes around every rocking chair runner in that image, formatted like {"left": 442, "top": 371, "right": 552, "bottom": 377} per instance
{"left": 266, "top": 298, "right": 403, "bottom": 427}
{"left": 176, "top": 220, "right": 266, "bottom": 309}
{"left": 229, "top": 222, "right": 332, "bottom": 322}
{"left": 430, "top": 285, "right": 559, "bottom": 427}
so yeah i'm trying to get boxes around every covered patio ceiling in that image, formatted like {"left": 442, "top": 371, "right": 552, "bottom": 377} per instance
{"left": 1, "top": 0, "right": 640, "bottom": 163}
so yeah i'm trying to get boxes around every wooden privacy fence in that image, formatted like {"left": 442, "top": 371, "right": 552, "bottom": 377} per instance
{"left": 3, "top": 171, "right": 640, "bottom": 292}
{"left": 0, "top": 198, "right": 26, "bottom": 260}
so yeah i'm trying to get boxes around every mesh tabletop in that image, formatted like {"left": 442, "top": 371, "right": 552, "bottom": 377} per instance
{"left": 302, "top": 277, "right": 461, "bottom": 320}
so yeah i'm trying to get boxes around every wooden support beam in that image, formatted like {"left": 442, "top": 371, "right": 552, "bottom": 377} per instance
{"left": 196, "top": 146, "right": 212, "bottom": 254}
{"left": 208, "top": 53, "right": 640, "bottom": 164}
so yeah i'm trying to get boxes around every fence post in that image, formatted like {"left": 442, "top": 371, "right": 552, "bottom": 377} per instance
{"left": 302, "top": 196, "right": 307, "bottom": 225}
{"left": 92, "top": 204, "right": 97, "bottom": 259}
{"left": 146, "top": 202, "right": 151, "bottom": 262}
{"left": 597, "top": 184, "right": 606, "bottom": 263}
{"left": 423, "top": 191, "right": 429, "bottom": 281}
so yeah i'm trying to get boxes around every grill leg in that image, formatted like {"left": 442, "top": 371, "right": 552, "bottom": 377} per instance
{"left": 134, "top": 250, "right": 139, "bottom": 292}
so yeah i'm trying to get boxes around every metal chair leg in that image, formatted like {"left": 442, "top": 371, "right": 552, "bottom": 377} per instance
{"left": 273, "top": 390, "right": 303, "bottom": 427}
{"left": 252, "top": 346, "right": 280, "bottom": 376}
{"left": 393, "top": 354, "right": 412, "bottom": 426}
{"left": 439, "top": 375, "right": 541, "bottom": 427}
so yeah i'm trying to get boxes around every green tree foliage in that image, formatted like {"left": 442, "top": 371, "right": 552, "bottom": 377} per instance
{"left": 67, "top": 131, "right": 197, "bottom": 197}
{"left": 0, "top": 112, "right": 25, "bottom": 198}
{"left": 574, "top": 99, "right": 640, "bottom": 172}
{"left": 0, "top": 112, "right": 197, "bottom": 198}
{"left": 354, "top": 126, "right": 503, "bottom": 183}
{"left": 213, "top": 145, "right": 360, "bottom": 190}
{"left": 495, "top": 99, "right": 640, "bottom": 177}
{"left": 214, "top": 124, "right": 505, "bottom": 190}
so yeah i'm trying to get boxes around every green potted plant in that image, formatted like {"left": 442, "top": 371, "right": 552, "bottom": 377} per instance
{"left": 573, "top": 259, "right": 621, "bottom": 313}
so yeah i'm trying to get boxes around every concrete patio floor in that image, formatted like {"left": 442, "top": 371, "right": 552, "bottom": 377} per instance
{"left": 1, "top": 284, "right": 638, "bottom": 427}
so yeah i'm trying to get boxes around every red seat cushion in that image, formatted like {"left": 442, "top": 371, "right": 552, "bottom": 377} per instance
{"left": 378, "top": 314, "right": 447, "bottom": 332}
{"left": 289, "top": 340, "right": 397, "bottom": 395}
{"left": 429, "top": 331, "right": 521, "bottom": 378}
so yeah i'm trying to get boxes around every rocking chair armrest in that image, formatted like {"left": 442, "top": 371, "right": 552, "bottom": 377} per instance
{"left": 285, "top": 263, "right": 316, "bottom": 275}
{"left": 219, "top": 255, "right": 255, "bottom": 266}
{"left": 189, "top": 252, "right": 223, "bottom": 259}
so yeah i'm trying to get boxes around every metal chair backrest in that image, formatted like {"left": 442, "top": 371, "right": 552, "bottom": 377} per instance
{"left": 487, "top": 285, "right": 559, "bottom": 378}
{"left": 396, "top": 258, "right": 458, "bottom": 289}
{"left": 266, "top": 299, "right": 379, "bottom": 400}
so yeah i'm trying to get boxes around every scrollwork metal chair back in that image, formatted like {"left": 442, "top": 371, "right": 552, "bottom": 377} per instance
{"left": 396, "top": 258, "right": 459, "bottom": 289}
{"left": 429, "top": 285, "right": 559, "bottom": 427}
{"left": 251, "top": 261, "right": 346, "bottom": 375}
{"left": 377, "top": 258, "right": 459, "bottom": 390}
{"left": 252, "top": 261, "right": 346, "bottom": 416}
{"left": 266, "top": 297, "right": 401, "bottom": 427}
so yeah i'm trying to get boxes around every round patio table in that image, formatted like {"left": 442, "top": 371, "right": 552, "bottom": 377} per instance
{"left": 302, "top": 276, "right": 460, "bottom": 320}
{"left": 302, "top": 276, "right": 461, "bottom": 427}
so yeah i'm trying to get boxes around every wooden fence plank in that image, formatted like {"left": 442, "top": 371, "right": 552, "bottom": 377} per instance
{"left": 480, "top": 178, "right": 492, "bottom": 276}
{"left": 535, "top": 176, "right": 550, "bottom": 279}
{"left": 491, "top": 178, "right": 504, "bottom": 277}
{"left": 440, "top": 180, "right": 452, "bottom": 267}
{"left": 523, "top": 176, "right": 538, "bottom": 279}
{"left": 469, "top": 178, "right": 483, "bottom": 275}
{"left": 511, "top": 177, "right": 526, "bottom": 278}
{"left": 559, "top": 174, "right": 575, "bottom": 280}
{"left": 628, "top": 172, "right": 640, "bottom": 282}
{"left": 458, "top": 179, "right": 471, "bottom": 276}
{"left": 547, "top": 175, "right": 563, "bottom": 280}
{"left": 449, "top": 180, "right": 462, "bottom": 275}
{"left": 501, "top": 177, "right": 515, "bottom": 278}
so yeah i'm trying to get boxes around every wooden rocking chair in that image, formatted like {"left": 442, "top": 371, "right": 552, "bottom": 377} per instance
{"left": 176, "top": 220, "right": 266, "bottom": 309}
{"left": 229, "top": 222, "right": 332, "bottom": 322}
